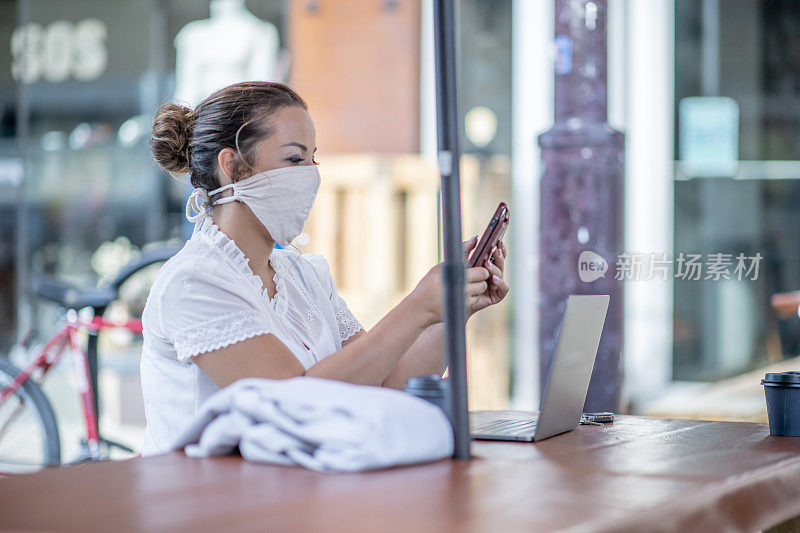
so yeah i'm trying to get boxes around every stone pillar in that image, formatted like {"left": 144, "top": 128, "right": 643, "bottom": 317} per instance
{"left": 538, "top": 0, "right": 624, "bottom": 412}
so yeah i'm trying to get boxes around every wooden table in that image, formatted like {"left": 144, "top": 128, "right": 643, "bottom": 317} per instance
{"left": 2, "top": 414, "right": 800, "bottom": 532}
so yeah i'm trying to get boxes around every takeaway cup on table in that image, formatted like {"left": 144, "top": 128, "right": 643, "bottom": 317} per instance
{"left": 761, "top": 371, "right": 800, "bottom": 437}
{"left": 404, "top": 375, "right": 450, "bottom": 419}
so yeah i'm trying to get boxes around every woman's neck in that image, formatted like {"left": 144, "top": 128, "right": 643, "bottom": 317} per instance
{"left": 211, "top": 202, "right": 276, "bottom": 274}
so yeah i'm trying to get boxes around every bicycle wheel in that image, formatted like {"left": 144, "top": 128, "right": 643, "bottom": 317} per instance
{"left": 0, "top": 357, "right": 60, "bottom": 473}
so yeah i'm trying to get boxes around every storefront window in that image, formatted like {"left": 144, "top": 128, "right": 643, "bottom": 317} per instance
{"left": 674, "top": 0, "right": 800, "bottom": 381}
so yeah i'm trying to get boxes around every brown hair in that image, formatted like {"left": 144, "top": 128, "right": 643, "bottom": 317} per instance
{"left": 149, "top": 81, "right": 308, "bottom": 190}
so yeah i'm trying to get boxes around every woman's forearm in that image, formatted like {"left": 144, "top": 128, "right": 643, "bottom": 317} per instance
{"left": 304, "top": 292, "right": 434, "bottom": 386}
{"left": 381, "top": 323, "right": 446, "bottom": 389}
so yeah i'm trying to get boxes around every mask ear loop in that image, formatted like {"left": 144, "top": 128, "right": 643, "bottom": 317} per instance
{"left": 185, "top": 188, "right": 211, "bottom": 235}
{"left": 185, "top": 179, "right": 241, "bottom": 235}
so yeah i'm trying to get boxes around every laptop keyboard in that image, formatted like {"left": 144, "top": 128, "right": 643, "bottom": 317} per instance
{"left": 470, "top": 417, "right": 537, "bottom": 436}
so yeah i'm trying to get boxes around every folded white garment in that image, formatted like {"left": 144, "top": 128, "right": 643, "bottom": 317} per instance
{"left": 169, "top": 377, "right": 454, "bottom": 472}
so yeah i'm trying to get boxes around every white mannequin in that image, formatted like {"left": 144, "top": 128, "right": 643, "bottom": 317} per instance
{"left": 174, "top": 0, "right": 280, "bottom": 106}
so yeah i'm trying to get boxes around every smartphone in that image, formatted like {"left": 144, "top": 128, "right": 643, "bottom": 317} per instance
{"left": 468, "top": 202, "right": 510, "bottom": 268}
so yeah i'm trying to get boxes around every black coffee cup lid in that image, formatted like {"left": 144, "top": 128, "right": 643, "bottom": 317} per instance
{"left": 762, "top": 371, "right": 800, "bottom": 384}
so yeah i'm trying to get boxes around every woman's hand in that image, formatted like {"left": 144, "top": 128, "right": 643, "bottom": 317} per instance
{"left": 411, "top": 236, "right": 492, "bottom": 325}
{"left": 465, "top": 240, "right": 509, "bottom": 318}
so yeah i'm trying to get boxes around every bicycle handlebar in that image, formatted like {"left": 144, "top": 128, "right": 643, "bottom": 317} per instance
{"left": 32, "top": 245, "right": 181, "bottom": 312}
{"left": 106, "top": 246, "right": 181, "bottom": 292}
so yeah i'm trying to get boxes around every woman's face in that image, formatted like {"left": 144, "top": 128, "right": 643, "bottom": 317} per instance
{"left": 250, "top": 105, "right": 317, "bottom": 174}
{"left": 217, "top": 105, "right": 317, "bottom": 184}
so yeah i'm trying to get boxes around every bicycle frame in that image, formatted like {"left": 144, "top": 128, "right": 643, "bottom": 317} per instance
{"left": 0, "top": 310, "right": 143, "bottom": 462}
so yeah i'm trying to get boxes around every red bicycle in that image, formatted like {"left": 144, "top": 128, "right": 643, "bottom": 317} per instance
{"left": 0, "top": 246, "right": 179, "bottom": 474}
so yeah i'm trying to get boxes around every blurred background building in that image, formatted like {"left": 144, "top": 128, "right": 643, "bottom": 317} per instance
{"left": 0, "top": 0, "right": 798, "bottom": 458}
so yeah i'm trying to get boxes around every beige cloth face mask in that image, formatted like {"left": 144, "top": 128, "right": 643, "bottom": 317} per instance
{"left": 186, "top": 165, "right": 321, "bottom": 246}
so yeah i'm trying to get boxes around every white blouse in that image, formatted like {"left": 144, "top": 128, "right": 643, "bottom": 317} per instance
{"left": 139, "top": 218, "right": 363, "bottom": 455}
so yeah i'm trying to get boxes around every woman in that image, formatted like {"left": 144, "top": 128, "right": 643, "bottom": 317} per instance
{"left": 141, "top": 81, "right": 509, "bottom": 455}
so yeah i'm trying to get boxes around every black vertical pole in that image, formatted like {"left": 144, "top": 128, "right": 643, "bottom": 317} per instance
{"left": 433, "top": 0, "right": 470, "bottom": 460}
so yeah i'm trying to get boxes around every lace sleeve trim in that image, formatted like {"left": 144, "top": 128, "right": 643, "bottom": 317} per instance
{"left": 172, "top": 309, "right": 271, "bottom": 362}
{"left": 334, "top": 302, "right": 362, "bottom": 342}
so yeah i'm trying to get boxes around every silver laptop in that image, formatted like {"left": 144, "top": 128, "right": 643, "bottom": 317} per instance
{"left": 470, "top": 294, "right": 609, "bottom": 442}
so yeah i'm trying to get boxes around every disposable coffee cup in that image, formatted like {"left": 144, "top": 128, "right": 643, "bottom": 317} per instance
{"left": 404, "top": 375, "right": 450, "bottom": 418}
{"left": 761, "top": 371, "right": 800, "bottom": 437}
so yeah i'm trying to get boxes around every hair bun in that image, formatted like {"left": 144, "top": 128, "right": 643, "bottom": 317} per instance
{"left": 150, "top": 102, "right": 194, "bottom": 175}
